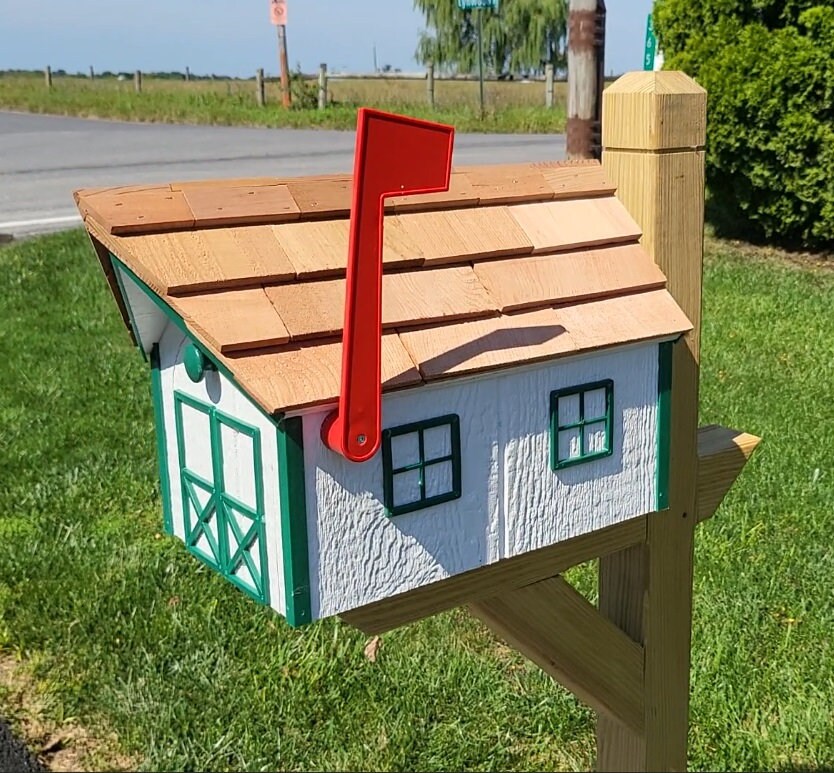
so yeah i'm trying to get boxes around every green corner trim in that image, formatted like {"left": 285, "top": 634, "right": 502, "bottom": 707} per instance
{"left": 277, "top": 416, "right": 312, "bottom": 627}
{"left": 150, "top": 345, "right": 174, "bottom": 534}
{"left": 173, "top": 390, "right": 270, "bottom": 605}
{"left": 112, "top": 260, "right": 148, "bottom": 362}
{"left": 381, "top": 414, "right": 462, "bottom": 517}
{"left": 550, "top": 380, "right": 614, "bottom": 470}
{"left": 656, "top": 341, "right": 673, "bottom": 511}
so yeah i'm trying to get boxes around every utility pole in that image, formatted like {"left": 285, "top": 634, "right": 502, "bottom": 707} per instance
{"left": 270, "top": 0, "right": 292, "bottom": 107}
{"left": 567, "top": 0, "right": 606, "bottom": 159}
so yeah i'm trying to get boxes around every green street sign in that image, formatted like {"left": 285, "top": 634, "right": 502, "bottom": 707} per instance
{"left": 644, "top": 14, "right": 657, "bottom": 71}
{"left": 458, "top": 0, "right": 497, "bottom": 9}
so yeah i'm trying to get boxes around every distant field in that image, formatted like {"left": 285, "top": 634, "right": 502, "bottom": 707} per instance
{"left": 0, "top": 73, "right": 567, "bottom": 133}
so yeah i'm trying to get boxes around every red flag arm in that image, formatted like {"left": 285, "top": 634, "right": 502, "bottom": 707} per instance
{"left": 321, "top": 108, "right": 454, "bottom": 462}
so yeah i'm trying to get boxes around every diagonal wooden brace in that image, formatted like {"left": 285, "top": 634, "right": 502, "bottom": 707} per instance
{"left": 471, "top": 576, "right": 645, "bottom": 734}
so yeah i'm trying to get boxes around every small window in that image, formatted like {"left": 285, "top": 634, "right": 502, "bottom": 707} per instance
{"left": 382, "top": 414, "right": 461, "bottom": 516}
{"left": 550, "top": 380, "right": 614, "bottom": 470}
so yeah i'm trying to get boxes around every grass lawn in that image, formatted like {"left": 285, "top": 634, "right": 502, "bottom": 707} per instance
{"left": 0, "top": 73, "right": 567, "bottom": 134}
{"left": 0, "top": 229, "right": 832, "bottom": 771}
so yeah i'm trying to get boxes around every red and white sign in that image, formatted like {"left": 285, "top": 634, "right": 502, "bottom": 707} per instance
{"left": 270, "top": 0, "right": 287, "bottom": 25}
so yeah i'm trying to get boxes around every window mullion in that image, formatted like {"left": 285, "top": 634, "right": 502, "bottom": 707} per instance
{"left": 418, "top": 428, "right": 426, "bottom": 502}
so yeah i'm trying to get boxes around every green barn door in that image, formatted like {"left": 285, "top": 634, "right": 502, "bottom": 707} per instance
{"left": 173, "top": 391, "right": 269, "bottom": 604}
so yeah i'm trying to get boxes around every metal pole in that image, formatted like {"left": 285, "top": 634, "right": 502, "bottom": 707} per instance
{"left": 278, "top": 24, "right": 292, "bottom": 108}
{"left": 477, "top": 9, "right": 485, "bottom": 119}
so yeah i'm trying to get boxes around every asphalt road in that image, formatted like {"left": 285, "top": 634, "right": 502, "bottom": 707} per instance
{"left": 0, "top": 720, "right": 44, "bottom": 773}
{"left": 0, "top": 111, "right": 566, "bottom": 239}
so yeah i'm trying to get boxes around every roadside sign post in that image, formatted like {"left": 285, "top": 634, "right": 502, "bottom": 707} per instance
{"left": 270, "top": 0, "right": 292, "bottom": 108}
{"left": 458, "top": 0, "right": 497, "bottom": 119}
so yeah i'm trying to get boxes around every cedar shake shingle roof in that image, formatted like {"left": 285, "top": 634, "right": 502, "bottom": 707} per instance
{"left": 76, "top": 160, "right": 692, "bottom": 416}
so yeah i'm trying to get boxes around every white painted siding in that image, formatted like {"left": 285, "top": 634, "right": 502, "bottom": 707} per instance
{"left": 158, "top": 323, "right": 286, "bottom": 615}
{"left": 114, "top": 264, "right": 166, "bottom": 355}
{"left": 301, "top": 344, "right": 659, "bottom": 620}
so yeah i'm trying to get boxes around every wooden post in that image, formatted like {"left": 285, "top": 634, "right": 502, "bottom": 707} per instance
{"left": 597, "top": 71, "right": 707, "bottom": 771}
{"left": 427, "top": 63, "right": 435, "bottom": 109}
{"left": 277, "top": 24, "right": 292, "bottom": 108}
{"left": 89, "top": 65, "right": 95, "bottom": 80}
{"left": 185, "top": 66, "right": 191, "bottom": 82}
{"left": 567, "top": 0, "right": 600, "bottom": 159}
{"left": 45, "top": 66, "right": 52, "bottom": 89}
{"left": 318, "top": 63, "right": 327, "bottom": 110}
{"left": 256, "top": 68, "right": 266, "bottom": 107}
{"left": 134, "top": 70, "right": 142, "bottom": 94}
{"left": 545, "top": 63, "right": 554, "bottom": 108}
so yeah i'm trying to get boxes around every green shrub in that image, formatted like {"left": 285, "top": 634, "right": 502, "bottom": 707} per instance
{"left": 655, "top": 2, "right": 834, "bottom": 249}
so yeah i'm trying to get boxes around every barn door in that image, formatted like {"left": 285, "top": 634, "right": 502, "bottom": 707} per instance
{"left": 173, "top": 391, "right": 269, "bottom": 604}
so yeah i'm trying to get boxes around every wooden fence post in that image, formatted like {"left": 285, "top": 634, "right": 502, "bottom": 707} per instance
{"left": 545, "top": 63, "right": 554, "bottom": 108}
{"left": 45, "top": 66, "right": 52, "bottom": 89}
{"left": 134, "top": 70, "right": 142, "bottom": 93}
{"left": 89, "top": 65, "right": 94, "bottom": 80}
{"left": 256, "top": 68, "right": 265, "bottom": 107}
{"left": 427, "top": 63, "right": 435, "bottom": 109}
{"left": 185, "top": 66, "right": 191, "bottom": 82}
{"left": 597, "top": 71, "right": 707, "bottom": 771}
{"left": 318, "top": 63, "right": 327, "bottom": 110}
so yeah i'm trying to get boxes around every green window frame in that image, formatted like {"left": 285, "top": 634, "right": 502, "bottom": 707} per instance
{"left": 550, "top": 380, "right": 614, "bottom": 470}
{"left": 382, "top": 414, "right": 462, "bottom": 516}
{"left": 173, "top": 390, "right": 269, "bottom": 604}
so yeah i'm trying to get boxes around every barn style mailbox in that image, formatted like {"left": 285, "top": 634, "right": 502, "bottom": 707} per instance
{"left": 75, "top": 72, "right": 759, "bottom": 771}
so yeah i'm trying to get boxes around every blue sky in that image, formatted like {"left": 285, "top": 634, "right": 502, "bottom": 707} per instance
{"left": 0, "top": 1, "right": 653, "bottom": 77}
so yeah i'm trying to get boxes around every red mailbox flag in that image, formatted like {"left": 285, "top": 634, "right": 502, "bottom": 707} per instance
{"left": 322, "top": 109, "right": 455, "bottom": 463}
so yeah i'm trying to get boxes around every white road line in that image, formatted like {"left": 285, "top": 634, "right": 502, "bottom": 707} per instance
{"left": 0, "top": 214, "right": 82, "bottom": 230}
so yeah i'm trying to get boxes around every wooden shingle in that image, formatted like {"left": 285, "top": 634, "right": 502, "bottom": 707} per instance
{"left": 182, "top": 185, "right": 300, "bottom": 227}
{"left": 509, "top": 196, "right": 642, "bottom": 254}
{"left": 173, "top": 288, "right": 290, "bottom": 353}
{"left": 473, "top": 244, "right": 666, "bottom": 312}
{"left": 220, "top": 334, "right": 422, "bottom": 413}
{"left": 265, "top": 266, "right": 498, "bottom": 340}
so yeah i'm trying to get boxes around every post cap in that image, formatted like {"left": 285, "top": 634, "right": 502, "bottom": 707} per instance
{"left": 603, "top": 71, "right": 706, "bottom": 152}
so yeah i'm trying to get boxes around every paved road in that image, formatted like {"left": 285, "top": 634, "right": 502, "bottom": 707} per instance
{"left": 0, "top": 111, "right": 566, "bottom": 239}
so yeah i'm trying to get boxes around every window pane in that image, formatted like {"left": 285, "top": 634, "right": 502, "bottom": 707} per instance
{"left": 584, "top": 387, "right": 607, "bottom": 421}
{"left": 179, "top": 400, "right": 213, "bottom": 482}
{"left": 425, "top": 460, "right": 454, "bottom": 498}
{"left": 390, "top": 431, "right": 420, "bottom": 469}
{"left": 557, "top": 392, "right": 580, "bottom": 426}
{"left": 392, "top": 468, "right": 421, "bottom": 507}
{"left": 558, "top": 426, "right": 581, "bottom": 461}
{"left": 423, "top": 423, "right": 451, "bottom": 460}
{"left": 584, "top": 421, "right": 608, "bottom": 454}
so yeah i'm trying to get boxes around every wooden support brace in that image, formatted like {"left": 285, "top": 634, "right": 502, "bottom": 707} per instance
{"left": 471, "top": 576, "right": 645, "bottom": 733}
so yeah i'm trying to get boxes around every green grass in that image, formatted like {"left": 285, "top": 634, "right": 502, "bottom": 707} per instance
{"left": 0, "top": 74, "right": 566, "bottom": 134}
{"left": 0, "top": 230, "right": 832, "bottom": 770}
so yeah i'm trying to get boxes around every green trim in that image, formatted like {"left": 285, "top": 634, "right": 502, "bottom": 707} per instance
{"left": 112, "top": 260, "right": 148, "bottom": 362}
{"left": 550, "top": 380, "right": 614, "bottom": 470}
{"left": 150, "top": 345, "right": 174, "bottom": 534}
{"left": 382, "top": 414, "right": 462, "bottom": 517}
{"left": 277, "top": 416, "right": 312, "bottom": 627}
{"left": 656, "top": 342, "right": 673, "bottom": 510}
{"left": 173, "top": 390, "right": 270, "bottom": 605}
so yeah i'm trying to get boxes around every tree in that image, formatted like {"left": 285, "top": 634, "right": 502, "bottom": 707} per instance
{"left": 654, "top": 1, "right": 834, "bottom": 248}
{"left": 414, "top": 0, "right": 568, "bottom": 76}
